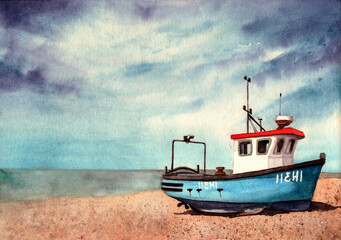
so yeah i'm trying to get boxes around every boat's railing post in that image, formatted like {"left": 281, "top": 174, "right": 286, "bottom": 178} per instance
{"left": 171, "top": 140, "right": 175, "bottom": 171}
{"left": 319, "top": 152, "right": 326, "bottom": 160}
{"left": 203, "top": 142, "right": 206, "bottom": 174}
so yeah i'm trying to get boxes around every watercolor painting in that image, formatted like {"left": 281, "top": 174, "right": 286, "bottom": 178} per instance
{"left": 0, "top": 0, "right": 340, "bottom": 239}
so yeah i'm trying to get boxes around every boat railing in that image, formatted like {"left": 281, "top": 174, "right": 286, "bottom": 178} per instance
{"left": 164, "top": 165, "right": 200, "bottom": 174}
{"left": 166, "top": 135, "right": 206, "bottom": 174}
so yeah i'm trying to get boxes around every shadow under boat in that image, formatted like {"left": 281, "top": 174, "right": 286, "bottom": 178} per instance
{"left": 174, "top": 201, "right": 341, "bottom": 218}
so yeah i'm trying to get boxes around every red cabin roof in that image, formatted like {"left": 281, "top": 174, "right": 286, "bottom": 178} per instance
{"left": 230, "top": 127, "right": 305, "bottom": 140}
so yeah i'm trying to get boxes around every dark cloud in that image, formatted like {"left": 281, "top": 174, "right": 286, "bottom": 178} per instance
{"left": 50, "top": 82, "right": 80, "bottom": 96}
{"left": 242, "top": 1, "right": 340, "bottom": 48}
{"left": 104, "top": 0, "right": 212, "bottom": 23}
{"left": 0, "top": 61, "right": 24, "bottom": 91}
{"left": 0, "top": 1, "right": 86, "bottom": 96}
{"left": 253, "top": 36, "right": 341, "bottom": 85}
{"left": 0, "top": 65, "right": 47, "bottom": 93}
{"left": 26, "top": 67, "right": 47, "bottom": 92}
{"left": 252, "top": 52, "right": 300, "bottom": 85}
{"left": 310, "top": 35, "right": 341, "bottom": 70}
{"left": 105, "top": 0, "right": 157, "bottom": 22}
{"left": 242, "top": 17, "right": 272, "bottom": 35}
{"left": 134, "top": 2, "right": 157, "bottom": 20}
{"left": 244, "top": 0, "right": 341, "bottom": 85}
{"left": 0, "top": 63, "right": 45, "bottom": 93}
{"left": 0, "top": 0, "right": 85, "bottom": 33}
{"left": 0, "top": 63, "right": 79, "bottom": 96}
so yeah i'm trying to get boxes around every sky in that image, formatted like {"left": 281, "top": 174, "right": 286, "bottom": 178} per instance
{"left": 0, "top": 0, "right": 340, "bottom": 172}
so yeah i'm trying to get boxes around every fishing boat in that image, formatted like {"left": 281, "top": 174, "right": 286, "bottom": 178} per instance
{"left": 161, "top": 76, "right": 325, "bottom": 214}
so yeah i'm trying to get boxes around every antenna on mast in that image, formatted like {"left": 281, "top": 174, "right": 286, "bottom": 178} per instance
{"left": 258, "top": 118, "right": 263, "bottom": 132}
{"left": 279, "top": 93, "right": 282, "bottom": 116}
{"left": 275, "top": 92, "right": 293, "bottom": 129}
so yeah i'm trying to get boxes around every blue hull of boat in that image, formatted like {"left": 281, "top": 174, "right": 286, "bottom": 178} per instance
{"left": 162, "top": 164, "right": 323, "bottom": 213}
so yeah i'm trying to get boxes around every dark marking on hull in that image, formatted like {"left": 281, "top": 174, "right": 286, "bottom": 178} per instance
{"left": 161, "top": 187, "right": 183, "bottom": 192}
{"left": 161, "top": 182, "right": 183, "bottom": 187}
{"left": 175, "top": 197, "right": 311, "bottom": 213}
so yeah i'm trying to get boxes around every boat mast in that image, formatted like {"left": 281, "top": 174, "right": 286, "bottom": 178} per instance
{"left": 243, "top": 76, "right": 266, "bottom": 133}
{"left": 244, "top": 76, "right": 251, "bottom": 133}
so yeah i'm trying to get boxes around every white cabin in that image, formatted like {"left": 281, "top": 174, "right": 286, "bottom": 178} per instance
{"left": 230, "top": 127, "right": 305, "bottom": 174}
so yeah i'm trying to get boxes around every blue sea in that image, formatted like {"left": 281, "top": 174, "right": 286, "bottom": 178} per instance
{"left": 0, "top": 169, "right": 163, "bottom": 203}
{"left": 1, "top": 169, "right": 338, "bottom": 203}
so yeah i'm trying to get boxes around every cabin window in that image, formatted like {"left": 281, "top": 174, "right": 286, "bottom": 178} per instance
{"left": 239, "top": 140, "right": 252, "bottom": 156}
{"left": 273, "top": 138, "right": 285, "bottom": 154}
{"left": 286, "top": 139, "right": 296, "bottom": 153}
{"left": 257, "top": 139, "right": 271, "bottom": 155}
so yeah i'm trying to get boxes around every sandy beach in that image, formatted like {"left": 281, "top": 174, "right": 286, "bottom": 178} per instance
{"left": 0, "top": 178, "right": 340, "bottom": 240}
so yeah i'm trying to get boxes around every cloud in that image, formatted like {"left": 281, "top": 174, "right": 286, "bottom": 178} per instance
{"left": 214, "top": 47, "right": 265, "bottom": 70}
{"left": 134, "top": 2, "right": 157, "bottom": 21}
{"left": 49, "top": 82, "right": 80, "bottom": 96}
{"left": 252, "top": 51, "right": 300, "bottom": 85}
{"left": 0, "top": 0, "right": 86, "bottom": 34}
{"left": 242, "top": 0, "right": 340, "bottom": 47}
{"left": 0, "top": 1, "right": 87, "bottom": 97}
{"left": 0, "top": 61, "right": 24, "bottom": 91}
{"left": 104, "top": 0, "right": 212, "bottom": 23}
{"left": 0, "top": 63, "right": 80, "bottom": 96}
{"left": 311, "top": 36, "right": 341, "bottom": 70}
{"left": 124, "top": 63, "right": 154, "bottom": 77}
{"left": 186, "top": 98, "right": 205, "bottom": 113}
{"left": 261, "top": 49, "right": 285, "bottom": 62}
{"left": 253, "top": 38, "right": 341, "bottom": 85}
{"left": 158, "top": 20, "right": 214, "bottom": 39}
{"left": 242, "top": 17, "right": 272, "bottom": 35}
{"left": 0, "top": 62, "right": 48, "bottom": 93}
{"left": 257, "top": 73, "right": 340, "bottom": 126}
{"left": 240, "top": 0, "right": 341, "bottom": 85}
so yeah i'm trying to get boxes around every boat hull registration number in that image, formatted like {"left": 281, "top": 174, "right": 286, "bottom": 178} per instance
{"left": 276, "top": 170, "right": 303, "bottom": 183}
{"left": 197, "top": 181, "right": 218, "bottom": 189}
